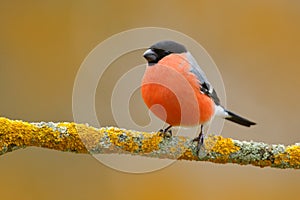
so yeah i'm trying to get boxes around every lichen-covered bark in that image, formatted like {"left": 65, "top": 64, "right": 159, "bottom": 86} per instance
{"left": 0, "top": 117, "right": 299, "bottom": 169}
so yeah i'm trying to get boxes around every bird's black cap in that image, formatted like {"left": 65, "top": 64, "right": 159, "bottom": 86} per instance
{"left": 143, "top": 40, "right": 187, "bottom": 65}
{"left": 150, "top": 40, "right": 187, "bottom": 54}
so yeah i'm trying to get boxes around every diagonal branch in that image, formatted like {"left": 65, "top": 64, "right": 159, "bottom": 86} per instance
{"left": 0, "top": 117, "right": 299, "bottom": 169}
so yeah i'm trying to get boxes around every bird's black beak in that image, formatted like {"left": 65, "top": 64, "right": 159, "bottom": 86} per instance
{"left": 143, "top": 49, "right": 158, "bottom": 64}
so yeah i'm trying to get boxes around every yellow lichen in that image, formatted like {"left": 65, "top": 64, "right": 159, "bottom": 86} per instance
{"left": 178, "top": 149, "right": 198, "bottom": 161}
{"left": 204, "top": 135, "right": 240, "bottom": 163}
{"left": 286, "top": 145, "right": 300, "bottom": 167}
{"left": 0, "top": 117, "right": 39, "bottom": 147}
{"left": 274, "top": 152, "right": 289, "bottom": 166}
{"left": 273, "top": 146, "right": 300, "bottom": 167}
{"left": 141, "top": 132, "right": 162, "bottom": 153}
{"left": 106, "top": 128, "right": 140, "bottom": 153}
{"left": 105, "top": 129, "right": 163, "bottom": 153}
{"left": 251, "top": 160, "right": 272, "bottom": 168}
{"left": 209, "top": 136, "right": 240, "bottom": 155}
{"left": 0, "top": 117, "right": 88, "bottom": 153}
{"left": 72, "top": 124, "right": 101, "bottom": 152}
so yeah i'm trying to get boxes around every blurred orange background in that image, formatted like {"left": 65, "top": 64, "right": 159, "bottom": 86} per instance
{"left": 1, "top": 1, "right": 300, "bottom": 199}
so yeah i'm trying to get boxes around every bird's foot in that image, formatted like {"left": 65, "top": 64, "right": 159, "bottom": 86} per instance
{"left": 192, "top": 133, "right": 204, "bottom": 149}
{"left": 158, "top": 125, "right": 172, "bottom": 138}
{"left": 192, "top": 131, "right": 206, "bottom": 158}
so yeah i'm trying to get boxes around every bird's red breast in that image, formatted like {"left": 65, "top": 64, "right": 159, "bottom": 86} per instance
{"left": 141, "top": 53, "right": 214, "bottom": 126}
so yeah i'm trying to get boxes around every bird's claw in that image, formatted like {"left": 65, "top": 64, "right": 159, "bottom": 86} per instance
{"left": 158, "top": 128, "right": 172, "bottom": 138}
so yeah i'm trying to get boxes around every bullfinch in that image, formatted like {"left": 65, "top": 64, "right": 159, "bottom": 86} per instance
{"left": 141, "top": 40, "right": 255, "bottom": 148}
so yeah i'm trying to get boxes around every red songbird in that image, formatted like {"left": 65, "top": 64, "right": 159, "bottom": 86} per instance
{"left": 141, "top": 40, "right": 255, "bottom": 148}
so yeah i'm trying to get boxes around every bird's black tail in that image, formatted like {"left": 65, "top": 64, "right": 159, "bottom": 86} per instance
{"left": 225, "top": 110, "right": 256, "bottom": 127}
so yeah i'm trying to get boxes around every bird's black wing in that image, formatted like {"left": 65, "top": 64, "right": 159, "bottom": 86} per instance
{"left": 178, "top": 52, "right": 256, "bottom": 127}
{"left": 184, "top": 52, "right": 221, "bottom": 105}
{"left": 199, "top": 82, "right": 220, "bottom": 105}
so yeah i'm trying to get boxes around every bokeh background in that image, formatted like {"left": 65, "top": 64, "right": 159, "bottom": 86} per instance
{"left": 1, "top": 1, "right": 300, "bottom": 199}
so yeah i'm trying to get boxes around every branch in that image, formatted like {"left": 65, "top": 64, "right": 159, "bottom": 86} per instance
{"left": 0, "top": 117, "right": 299, "bottom": 169}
